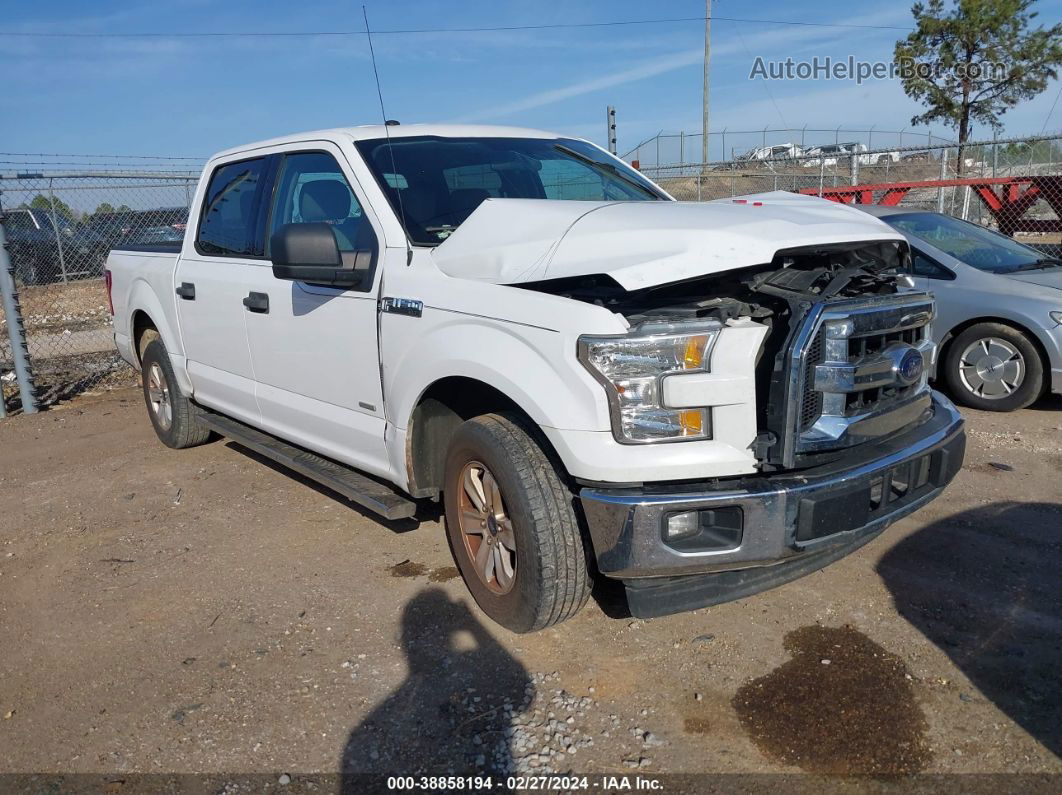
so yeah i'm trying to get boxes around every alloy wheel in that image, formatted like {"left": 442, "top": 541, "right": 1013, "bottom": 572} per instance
{"left": 456, "top": 460, "right": 517, "bottom": 595}
{"left": 146, "top": 362, "right": 173, "bottom": 430}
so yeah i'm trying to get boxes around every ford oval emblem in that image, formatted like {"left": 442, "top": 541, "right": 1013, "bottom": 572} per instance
{"left": 897, "top": 348, "right": 924, "bottom": 385}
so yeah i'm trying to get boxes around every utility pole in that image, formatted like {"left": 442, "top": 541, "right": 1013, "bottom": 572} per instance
{"left": 702, "top": 0, "right": 711, "bottom": 166}
{"left": 606, "top": 106, "right": 617, "bottom": 155}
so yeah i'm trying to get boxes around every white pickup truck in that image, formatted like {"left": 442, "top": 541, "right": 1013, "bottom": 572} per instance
{"left": 106, "top": 124, "right": 965, "bottom": 632}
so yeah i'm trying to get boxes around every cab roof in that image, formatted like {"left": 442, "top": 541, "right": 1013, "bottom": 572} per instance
{"left": 211, "top": 124, "right": 567, "bottom": 161}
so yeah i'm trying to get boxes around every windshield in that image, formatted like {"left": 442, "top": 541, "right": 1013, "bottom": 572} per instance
{"left": 884, "top": 212, "right": 1053, "bottom": 273}
{"left": 33, "top": 211, "right": 75, "bottom": 233}
{"left": 355, "top": 136, "right": 666, "bottom": 245}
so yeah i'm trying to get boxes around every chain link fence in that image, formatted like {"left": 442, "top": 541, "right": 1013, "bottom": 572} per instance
{"left": 623, "top": 126, "right": 958, "bottom": 169}
{"left": 1, "top": 169, "right": 199, "bottom": 411}
{"left": 642, "top": 133, "right": 1062, "bottom": 255}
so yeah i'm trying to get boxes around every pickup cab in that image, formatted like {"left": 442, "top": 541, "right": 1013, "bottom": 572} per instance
{"left": 106, "top": 124, "right": 965, "bottom": 632}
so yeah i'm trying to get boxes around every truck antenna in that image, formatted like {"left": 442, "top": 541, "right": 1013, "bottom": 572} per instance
{"left": 362, "top": 5, "right": 412, "bottom": 264}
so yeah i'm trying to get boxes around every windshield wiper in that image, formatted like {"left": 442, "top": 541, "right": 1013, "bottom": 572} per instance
{"left": 1012, "top": 257, "right": 1062, "bottom": 272}
{"left": 552, "top": 144, "right": 659, "bottom": 197}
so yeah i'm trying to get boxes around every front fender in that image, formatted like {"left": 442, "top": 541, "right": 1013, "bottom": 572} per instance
{"left": 385, "top": 312, "right": 609, "bottom": 435}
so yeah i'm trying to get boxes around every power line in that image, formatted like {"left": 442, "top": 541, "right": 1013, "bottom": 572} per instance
{"left": 0, "top": 15, "right": 914, "bottom": 39}
{"left": 0, "top": 152, "right": 204, "bottom": 160}
{"left": 1040, "top": 83, "right": 1062, "bottom": 135}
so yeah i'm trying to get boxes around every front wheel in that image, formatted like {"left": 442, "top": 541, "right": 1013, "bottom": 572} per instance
{"left": 443, "top": 413, "right": 592, "bottom": 633}
{"left": 943, "top": 322, "right": 1044, "bottom": 411}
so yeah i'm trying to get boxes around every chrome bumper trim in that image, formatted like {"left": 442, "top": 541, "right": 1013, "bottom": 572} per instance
{"left": 580, "top": 392, "right": 964, "bottom": 580}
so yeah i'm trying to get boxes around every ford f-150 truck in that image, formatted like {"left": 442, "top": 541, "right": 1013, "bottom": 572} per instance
{"left": 106, "top": 124, "right": 965, "bottom": 633}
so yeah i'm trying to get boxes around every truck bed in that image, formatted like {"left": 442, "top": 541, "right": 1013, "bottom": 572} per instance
{"left": 106, "top": 247, "right": 183, "bottom": 369}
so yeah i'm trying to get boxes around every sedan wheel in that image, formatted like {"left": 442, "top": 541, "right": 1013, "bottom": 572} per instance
{"left": 957, "top": 337, "right": 1024, "bottom": 399}
{"left": 943, "top": 322, "right": 1044, "bottom": 412}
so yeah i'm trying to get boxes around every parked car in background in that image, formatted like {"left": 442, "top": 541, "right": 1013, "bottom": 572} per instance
{"left": 2, "top": 207, "right": 108, "bottom": 285}
{"left": 900, "top": 150, "right": 933, "bottom": 163}
{"left": 737, "top": 142, "right": 805, "bottom": 162}
{"left": 803, "top": 142, "right": 900, "bottom": 168}
{"left": 85, "top": 207, "right": 189, "bottom": 251}
{"left": 858, "top": 206, "right": 1062, "bottom": 411}
{"left": 126, "top": 225, "right": 185, "bottom": 247}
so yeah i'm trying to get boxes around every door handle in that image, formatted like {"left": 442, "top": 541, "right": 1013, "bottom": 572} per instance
{"left": 175, "top": 282, "right": 195, "bottom": 300}
{"left": 243, "top": 292, "right": 269, "bottom": 313}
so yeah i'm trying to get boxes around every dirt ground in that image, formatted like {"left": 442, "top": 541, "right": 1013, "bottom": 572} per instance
{"left": 0, "top": 386, "right": 1059, "bottom": 784}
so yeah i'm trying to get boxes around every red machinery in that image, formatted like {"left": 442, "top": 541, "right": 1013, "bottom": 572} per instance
{"left": 799, "top": 176, "right": 1062, "bottom": 236}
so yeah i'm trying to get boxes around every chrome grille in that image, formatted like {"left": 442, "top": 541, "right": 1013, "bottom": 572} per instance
{"left": 783, "top": 293, "right": 936, "bottom": 467}
{"left": 841, "top": 325, "right": 928, "bottom": 415}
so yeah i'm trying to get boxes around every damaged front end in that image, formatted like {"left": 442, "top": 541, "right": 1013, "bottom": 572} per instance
{"left": 559, "top": 238, "right": 964, "bottom": 617}
{"left": 522, "top": 238, "right": 937, "bottom": 471}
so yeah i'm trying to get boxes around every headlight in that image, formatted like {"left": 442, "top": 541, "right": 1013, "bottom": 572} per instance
{"left": 578, "top": 323, "right": 720, "bottom": 443}
{"left": 1051, "top": 311, "right": 1062, "bottom": 325}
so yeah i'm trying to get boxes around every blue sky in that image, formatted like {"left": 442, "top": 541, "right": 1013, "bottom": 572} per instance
{"left": 2, "top": 0, "right": 1060, "bottom": 161}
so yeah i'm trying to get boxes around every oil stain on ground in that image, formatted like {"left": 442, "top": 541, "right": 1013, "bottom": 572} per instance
{"left": 388, "top": 561, "right": 459, "bottom": 581}
{"left": 733, "top": 625, "right": 931, "bottom": 775}
{"left": 389, "top": 560, "right": 428, "bottom": 577}
{"left": 428, "top": 566, "right": 459, "bottom": 582}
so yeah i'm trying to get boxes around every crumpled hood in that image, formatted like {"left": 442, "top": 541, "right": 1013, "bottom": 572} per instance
{"left": 430, "top": 191, "right": 904, "bottom": 290}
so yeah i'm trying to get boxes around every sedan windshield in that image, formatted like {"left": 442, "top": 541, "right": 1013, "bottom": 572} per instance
{"left": 355, "top": 136, "right": 666, "bottom": 245}
{"left": 884, "top": 212, "right": 1054, "bottom": 273}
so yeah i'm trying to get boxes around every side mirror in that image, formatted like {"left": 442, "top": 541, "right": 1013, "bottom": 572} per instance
{"left": 270, "top": 223, "right": 368, "bottom": 288}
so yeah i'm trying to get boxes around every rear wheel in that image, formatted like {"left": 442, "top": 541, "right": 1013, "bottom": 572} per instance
{"left": 943, "top": 322, "right": 1044, "bottom": 411}
{"left": 141, "top": 338, "right": 212, "bottom": 449}
{"left": 443, "top": 413, "right": 592, "bottom": 633}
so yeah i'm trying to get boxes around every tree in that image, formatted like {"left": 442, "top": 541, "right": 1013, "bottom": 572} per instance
{"left": 894, "top": 0, "right": 1062, "bottom": 171}
{"left": 25, "top": 193, "right": 77, "bottom": 221}
{"left": 93, "top": 202, "right": 116, "bottom": 215}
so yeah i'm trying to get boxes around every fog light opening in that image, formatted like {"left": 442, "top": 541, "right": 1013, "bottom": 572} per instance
{"left": 665, "top": 511, "right": 701, "bottom": 542}
{"left": 663, "top": 507, "right": 743, "bottom": 552}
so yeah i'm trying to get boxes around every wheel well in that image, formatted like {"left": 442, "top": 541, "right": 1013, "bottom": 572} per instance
{"left": 131, "top": 310, "right": 159, "bottom": 365}
{"left": 406, "top": 377, "right": 538, "bottom": 499}
{"left": 938, "top": 316, "right": 1050, "bottom": 381}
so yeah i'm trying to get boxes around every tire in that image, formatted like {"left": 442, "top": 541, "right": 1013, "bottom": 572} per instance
{"left": 140, "top": 337, "right": 213, "bottom": 449}
{"left": 943, "top": 322, "right": 1044, "bottom": 411}
{"left": 443, "top": 413, "right": 592, "bottom": 633}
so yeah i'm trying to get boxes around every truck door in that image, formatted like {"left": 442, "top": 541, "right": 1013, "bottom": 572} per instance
{"left": 174, "top": 156, "right": 269, "bottom": 425}
{"left": 242, "top": 148, "right": 390, "bottom": 479}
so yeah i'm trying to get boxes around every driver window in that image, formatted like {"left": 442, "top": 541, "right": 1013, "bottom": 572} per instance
{"left": 267, "top": 151, "right": 377, "bottom": 260}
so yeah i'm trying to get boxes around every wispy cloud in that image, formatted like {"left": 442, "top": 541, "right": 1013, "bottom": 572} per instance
{"left": 451, "top": 7, "right": 912, "bottom": 122}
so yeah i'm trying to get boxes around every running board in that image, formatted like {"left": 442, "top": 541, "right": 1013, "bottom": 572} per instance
{"left": 196, "top": 409, "right": 417, "bottom": 521}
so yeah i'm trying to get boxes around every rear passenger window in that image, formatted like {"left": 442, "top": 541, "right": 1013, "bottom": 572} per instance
{"left": 197, "top": 158, "right": 266, "bottom": 256}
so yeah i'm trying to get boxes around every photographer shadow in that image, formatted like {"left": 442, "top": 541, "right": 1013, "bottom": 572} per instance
{"left": 340, "top": 588, "right": 531, "bottom": 791}
{"left": 876, "top": 501, "right": 1062, "bottom": 757}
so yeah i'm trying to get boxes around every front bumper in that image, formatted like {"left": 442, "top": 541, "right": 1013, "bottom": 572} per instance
{"left": 579, "top": 391, "right": 965, "bottom": 617}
